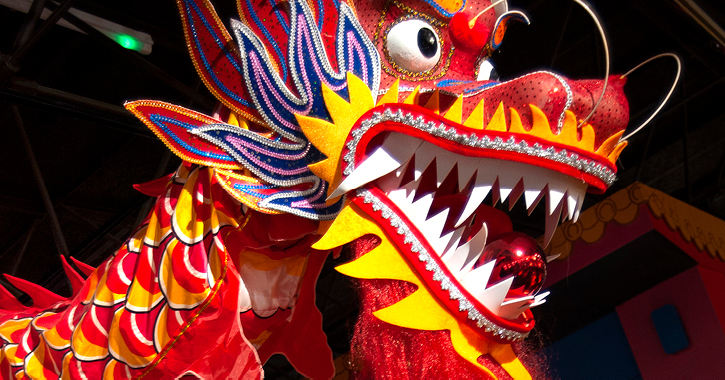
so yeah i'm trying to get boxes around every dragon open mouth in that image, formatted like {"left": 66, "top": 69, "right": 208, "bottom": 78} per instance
{"left": 316, "top": 72, "right": 628, "bottom": 344}
{"left": 330, "top": 128, "right": 584, "bottom": 342}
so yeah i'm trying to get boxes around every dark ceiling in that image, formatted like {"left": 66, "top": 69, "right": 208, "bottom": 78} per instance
{"left": 1, "top": 0, "right": 725, "bottom": 374}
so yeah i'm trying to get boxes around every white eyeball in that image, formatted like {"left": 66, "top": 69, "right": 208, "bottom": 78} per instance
{"left": 386, "top": 19, "right": 441, "bottom": 73}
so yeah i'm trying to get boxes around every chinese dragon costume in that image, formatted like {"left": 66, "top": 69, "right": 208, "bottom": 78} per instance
{"left": 0, "top": 0, "right": 633, "bottom": 378}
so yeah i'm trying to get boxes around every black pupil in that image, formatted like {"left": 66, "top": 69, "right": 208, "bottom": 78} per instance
{"left": 417, "top": 28, "right": 438, "bottom": 58}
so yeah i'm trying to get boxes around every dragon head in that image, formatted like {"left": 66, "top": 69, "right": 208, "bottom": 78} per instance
{"left": 125, "top": 0, "right": 630, "bottom": 377}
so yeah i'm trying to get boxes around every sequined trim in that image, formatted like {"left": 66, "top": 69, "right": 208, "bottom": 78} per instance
{"left": 343, "top": 108, "right": 617, "bottom": 186}
{"left": 357, "top": 188, "right": 529, "bottom": 342}
{"left": 376, "top": 0, "right": 454, "bottom": 82}
{"left": 463, "top": 70, "right": 574, "bottom": 131}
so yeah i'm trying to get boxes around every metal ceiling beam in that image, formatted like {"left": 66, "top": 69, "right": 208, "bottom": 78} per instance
{"left": 1, "top": 78, "right": 154, "bottom": 137}
{"left": 39, "top": 194, "right": 149, "bottom": 295}
{"left": 633, "top": 0, "right": 723, "bottom": 77}
{"left": 12, "top": 105, "right": 69, "bottom": 257}
{"left": 680, "top": 85, "right": 692, "bottom": 203}
{"left": 671, "top": 0, "right": 725, "bottom": 50}
{"left": 10, "top": 218, "right": 39, "bottom": 276}
{"left": 43, "top": 0, "right": 216, "bottom": 110}
{"left": 1, "top": 0, "right": 78, "bottom": 74}
{"left": 11, "top": 0, "right": 48, "bottom": 51}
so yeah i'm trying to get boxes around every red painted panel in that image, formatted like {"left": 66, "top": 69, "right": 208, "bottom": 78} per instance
{"left": 616, "top": 267, "right": 725, "bottom": 378}
{"left": 698, "top": 266, "right": 725, "bottom": 334}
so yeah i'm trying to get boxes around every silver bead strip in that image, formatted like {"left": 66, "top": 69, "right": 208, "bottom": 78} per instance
{"left": 343, "top": 108, "right": 617, "bottom": 186}
{"left": 357, "top": 188, "right": 529, "bottom": 342}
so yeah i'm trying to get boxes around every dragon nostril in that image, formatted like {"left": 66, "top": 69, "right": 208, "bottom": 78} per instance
{"left": 476, "top": 232, "right": 546, "bottom": 299}
{"left": 449, "top": 12, "right": 491, "bottom": 53}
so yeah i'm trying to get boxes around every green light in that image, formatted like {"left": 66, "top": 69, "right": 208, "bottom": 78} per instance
{"left": 115, "top": 34, "right": 142, "bottom": 51}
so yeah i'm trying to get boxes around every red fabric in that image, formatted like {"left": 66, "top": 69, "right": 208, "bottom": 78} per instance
{"left": 70, "top": 256, "right": 96, "bottom": 276}
{"left": 347, "top": 236, "right": 548, "bottom": 379}
{"left": 256, "top": 251, "right": 335, "bottom": 379}
{"left": 348, "top": 236, "right": 489, "bottom": 378}
{"left": 352, "top": 189, "right": 535, "bottom": 342}
{"left": 59, "top": 255, "right": 85, "bottom": 297}
{"left": 140, "top": 259, "right": 263, "bottom": 379}
{"left": 0, "top": 284, "right": 25, "bottom": 313}
{"left": 3, "top": 275, "right": 65, "bottom": 309}
{"left": 224, "top": 212, "right": 319, "bottom": 257}
{"left": 133, "top": 173, "right": 173, "bottom": 197}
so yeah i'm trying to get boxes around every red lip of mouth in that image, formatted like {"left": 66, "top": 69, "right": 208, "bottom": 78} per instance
{"left": 331, "top": 70, "right": 629, "bottom": 343}
{"left": 343, "top": 104, "right": 618, "bottom": 195}
{"left": 352, "top": 186, "right": 537, "bottom": 344}
{"left": 332, "top": 94, "right": 619, "bottom": 342}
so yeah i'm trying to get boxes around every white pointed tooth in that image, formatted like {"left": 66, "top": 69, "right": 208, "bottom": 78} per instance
{"left": 455, "top": 159, "right": 499, "bottom": 228}
{"left": 461, "top": 259, "right": 496, "bottom": 291}
{"left": 546, "top": 253, "right": 561, "bottom": 263}
{"left": 387, "top": 186, "right": 411, "bottom": 207}
{"left": 571, "top": 184, "right": 586, "bottom": 223}
{"left": 445, "top": 245, "right": 470, "bottom": 277}
{"left": 567, "top": 191, "right": 578, "bottom": 221}
{"left": 460, "top": 225, "right": 489, "bottom": 275}
{"left": 387, "top": 177, "right": 427, "bottom": 222}
{"left": 573, "top": 195, "right": 584, "bottom": 223}
{"left": 377, "top": 158, "right": 411, "bottom": 194}
{"left": 530, "top": 292, "right": 550, "bottom": 307}
{"left": 522, "top": 170, "right": 548, "bottom": 211}
{"left": 412, "top": 142, "right": 438, "bottom": 181}
{"left": 491, "top": 180, "right": 501, "bottom": 206}
{"left": 550, "top": 175, "right": 586, "bottom": 217}
{"left": 534, "top": 291, "right": 550, "bottom": 303}
{"left": 547, "top": 183, "right": 567, "bottom": 216}
{"left": 498, "top": 296, "right": 534, "bottom": 320}
{"left": 434, "top": 150, "right": 457, "bottom": 186}
{"left": 470, "top": 276, "right": 514, "bottom": 315}
{"left": 531, "top": 298, "right": 547, "bottom": 308}
{"left": 408, "top": 193, "right": 435, "bottom": 225}
{"left": 508, "top": 180, "right": 525, "bottom": 210}
{"left": 457, "top": 156, "right": 478, "bottom": 191}
{"left": 387, "top": 171, "right": 419, "bottom": 205}
{"left": 329, "top": 134, "right": 422, "bottom": 199}
{"left": 441, "top": 227, "right": 465, "bottom": 258}
{"left": 446, "top": 223, "right": 488, "bottom": 276}
{"left": 420, "top": 208, "right": 451, "bottom": 255}
{"left": 543, "top": 199, "right": 564, "bottom": 248}
{"left": 496, "top": 161, "right": 523, "bottom": 202}
{"left": 501, "top": 296, "right": 534, "bottom": 306}
{"left": 561, "top": 198, "right": 570, "bottom": 223}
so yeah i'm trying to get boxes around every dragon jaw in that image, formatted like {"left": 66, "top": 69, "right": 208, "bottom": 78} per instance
{"left": 304, "top": 69, "right": 627, "bottom": 376}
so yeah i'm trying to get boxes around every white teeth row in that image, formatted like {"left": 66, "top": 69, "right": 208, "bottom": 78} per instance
{"left": 332, "top": 133, "right": 587, "bottom": 246}
{"left": 333, "top": 133, "right": 580, "bottom": 319}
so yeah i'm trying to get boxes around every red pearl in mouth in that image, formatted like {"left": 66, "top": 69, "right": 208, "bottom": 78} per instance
{"left": 477, "top": 232, "right": 546, "bottom": 299}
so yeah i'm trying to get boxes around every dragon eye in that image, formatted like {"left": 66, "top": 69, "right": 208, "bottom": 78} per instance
{"left": 386, "top": 19, "right": 441, "bottom": 72}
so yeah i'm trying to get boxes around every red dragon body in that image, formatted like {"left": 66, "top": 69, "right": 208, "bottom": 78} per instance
{"left": 0, "top": 0, "right": 632, "bottom": 378}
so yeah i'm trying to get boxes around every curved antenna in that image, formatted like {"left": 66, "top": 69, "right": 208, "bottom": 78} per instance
{"left": 621, "top": 53, "right": 682, "bottom": 141}
{"left": 470, "top": 0, "right": 507, "bottom": 27}
{"left": 493, "top": 0, "right": 508, "bottom": 16}
{"left": 572, "top": 0, "right": 610, "bottom": 128}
